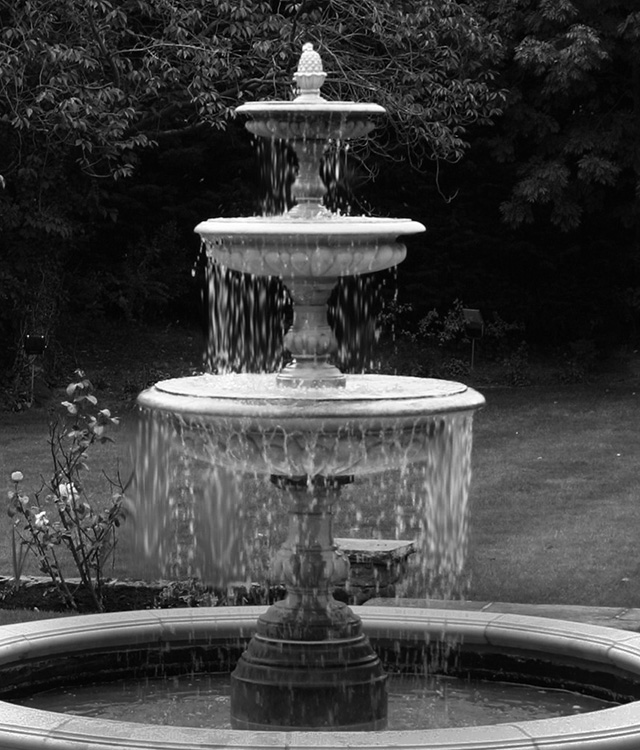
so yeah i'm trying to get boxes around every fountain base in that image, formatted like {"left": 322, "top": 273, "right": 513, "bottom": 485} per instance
{"left": 231, "top": 630, "right": 387, "bottom": 731}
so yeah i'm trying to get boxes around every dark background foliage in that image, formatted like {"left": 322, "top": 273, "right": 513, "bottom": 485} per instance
{"left": 1, "top": 0, "right": 639, "bottom": 397}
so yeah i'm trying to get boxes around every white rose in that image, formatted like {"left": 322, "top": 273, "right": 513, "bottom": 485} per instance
{"left": 34, "top": 511, "right": 49, "bottom": 529}
{"left": 58, "top": 483, "right": 78, "bottom": 499}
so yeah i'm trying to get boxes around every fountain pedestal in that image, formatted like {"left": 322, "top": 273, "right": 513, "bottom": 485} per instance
{"left": 230, "top": 476, "right": 387, "bottom": 731}
{"left": 279, "top": 278, "right": 345, "bottom": 388}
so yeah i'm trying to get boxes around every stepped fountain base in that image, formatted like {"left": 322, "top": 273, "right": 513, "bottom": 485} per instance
{"left": 233, "top": 577, "right": 387, "bottom": 730}
{"left": 232, "top": 630, "right": 386, "bottom": 731}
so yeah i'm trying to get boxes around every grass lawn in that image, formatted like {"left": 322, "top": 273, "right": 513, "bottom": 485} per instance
{"left": 1, "top": 324, "right": 639, "bottom": 612}
{"left": 467, "top": 384, "right": 640, "bottom": 607}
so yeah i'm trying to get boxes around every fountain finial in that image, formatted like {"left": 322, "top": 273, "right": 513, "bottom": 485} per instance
{"left": 293, "top": 42, "right": 327, "bottom": 101}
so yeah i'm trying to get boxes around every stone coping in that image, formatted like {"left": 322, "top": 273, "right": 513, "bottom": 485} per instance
{"left": 236, "top": 101, "right": 387, "bottom": 116}
{"left": 138, "top": 374, "right": 484, "bottom": 421}
{"left": 366, "top": 598, "right": 640, "bottom": 633}
{"left": 1, "top": 606, "right": 640, "bottom": 748}
{"left": 195, "top": 215, "right": 422, "bottom": 236}
{"left": 154, "top": 373, "right": 468, "bottom": 402}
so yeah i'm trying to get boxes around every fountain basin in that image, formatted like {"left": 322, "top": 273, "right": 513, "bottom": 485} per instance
{"left": 2, "top": 606, "right": 640, "bottom": 749}
{"left": 195, "top": 216, "right": 425, "bottom": 278}
{"left": 137, "top": 374, "right": 485, "bottom": 477}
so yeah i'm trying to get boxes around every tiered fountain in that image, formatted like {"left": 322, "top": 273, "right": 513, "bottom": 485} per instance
{"left": 138, "top": 41, "right": 483, "bottom": 731}
{"left": 1, "top": 42, "right": 640, "bottom": 750}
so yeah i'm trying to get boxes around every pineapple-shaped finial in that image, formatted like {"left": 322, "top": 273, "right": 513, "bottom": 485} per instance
{"left": 293, "top": 43, "right": 326, "bottom": 101}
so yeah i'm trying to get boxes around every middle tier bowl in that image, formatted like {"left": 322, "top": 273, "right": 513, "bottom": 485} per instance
{"left": 137, "top": 373, "right": 485, "bottom": 478}
{"left": 195, "top": 216, "right": 425, "bottom": 278}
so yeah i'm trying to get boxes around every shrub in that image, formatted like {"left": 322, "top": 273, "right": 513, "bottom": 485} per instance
{"left": 559, "top": 339, "right": 598, "bottom": 383}
{"left": 7, "top": 371, "right": 126, "bottom": 612}
{"left": 501, "top": 342, "right": 532, "bottom": 386}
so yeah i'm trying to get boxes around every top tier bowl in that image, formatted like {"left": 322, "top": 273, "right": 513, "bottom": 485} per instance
{"left": 236, "top": 100, "right": 385, "bottom": 141}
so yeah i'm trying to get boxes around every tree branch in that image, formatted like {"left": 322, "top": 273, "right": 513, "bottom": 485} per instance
{"left": 86, "top": 3, "right": 121, "bottom": 89}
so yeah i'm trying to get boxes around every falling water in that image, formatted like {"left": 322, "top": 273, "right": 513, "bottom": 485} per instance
{"left": 203, "top": 261, "right": 388, "bottom": 378}
{"left": 401, "top": 413, "right": 473, "bottom": 599}
{"left": 203, "top": 263, "right": 286, "bottom": 375}
{"left": 131, "top": 412, "right": 250, "bottom": 584}
{"left": 201, "top": 125, "right": 387, "bottom": 378}
{"left": 132, "top": 386, "right": 474, "bottom": 600}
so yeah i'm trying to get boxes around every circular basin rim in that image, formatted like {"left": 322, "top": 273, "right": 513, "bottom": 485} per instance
{"left": 0, "top": 607, "right": 639, "bottom": 750}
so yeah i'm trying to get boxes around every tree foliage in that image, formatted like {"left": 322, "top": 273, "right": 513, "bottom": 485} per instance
{"left": 1, "top": 0, "right": 503, "bottom": 184}
{"left": 482, "top": 0, "right": 640, "bottom": 231}
{"left": 292, "top": 0, "right": 504, "bottom": 164}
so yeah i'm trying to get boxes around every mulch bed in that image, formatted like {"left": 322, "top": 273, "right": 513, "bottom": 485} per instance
{"left": 0, "top": 576, "right": 290, "bottom": 614}
{"left": 0, "top": 577, "right": 164, "bottom": 613}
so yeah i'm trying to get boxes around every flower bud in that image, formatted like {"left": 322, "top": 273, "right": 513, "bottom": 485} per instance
{"left": 10, "top": 471, "right": 24, "bottom": 483}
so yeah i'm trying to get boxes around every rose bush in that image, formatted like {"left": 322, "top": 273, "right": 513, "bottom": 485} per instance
{"left": 7, "top": 371, "right": 127, "bottom": 611}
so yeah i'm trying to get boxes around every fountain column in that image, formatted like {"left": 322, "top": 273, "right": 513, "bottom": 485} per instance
{"left": 230, "top": 475, "right": 387, "bottom": 731}
{"left": 279, "top": 278, "right": 345, "bottom": 387}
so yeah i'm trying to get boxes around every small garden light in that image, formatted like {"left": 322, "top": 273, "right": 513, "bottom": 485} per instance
{"left": 463, "top": 308, "right": 484, "bottom": 369}
{"left": 24, "top": 334, "right": 46, "bottom": 356}
{"left": 23, "top": 334, "right": 47, "bottom": 406}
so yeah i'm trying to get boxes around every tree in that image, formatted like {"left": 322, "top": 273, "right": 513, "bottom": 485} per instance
{"left": 480, "top": 0, "right": 640, "bottom": 233}
{"left": 460, "top": 0, "right": 640, "bottom": 344}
